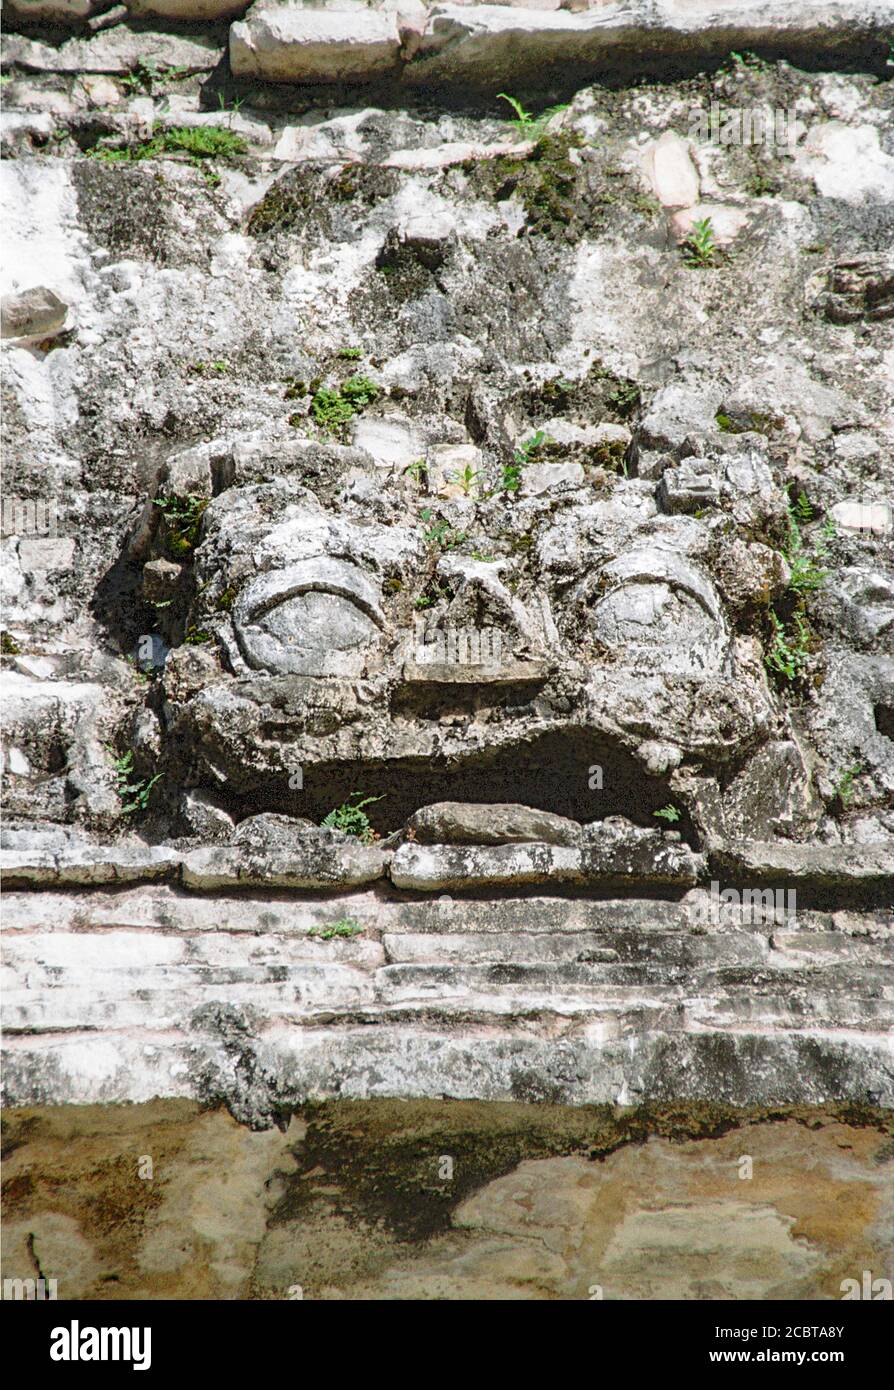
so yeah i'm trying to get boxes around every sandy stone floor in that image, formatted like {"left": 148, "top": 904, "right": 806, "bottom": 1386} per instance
{"left": 3, "top": 1099, "right": 891, "bottom": 1300}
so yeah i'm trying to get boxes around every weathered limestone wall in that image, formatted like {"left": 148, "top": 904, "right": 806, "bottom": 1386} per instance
{"left": 2, "top": 1, "right": 893, "bottom": 1124}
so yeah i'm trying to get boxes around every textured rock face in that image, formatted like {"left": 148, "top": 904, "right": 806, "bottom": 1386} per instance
{"left": 2, "top": 1101, "right": 891, "bottom": 1300}
{"left": 1, "top": 3, "right": 893, "bottom": 1121}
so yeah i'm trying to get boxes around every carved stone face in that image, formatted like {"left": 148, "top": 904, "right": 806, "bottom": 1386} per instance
{"left": 145, "top": 444, "right": 776, "bottom": 829}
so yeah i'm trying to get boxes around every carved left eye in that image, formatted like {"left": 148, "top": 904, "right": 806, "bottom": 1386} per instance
{"left": 233, "top": 559, "right": 385, "bottom": 676}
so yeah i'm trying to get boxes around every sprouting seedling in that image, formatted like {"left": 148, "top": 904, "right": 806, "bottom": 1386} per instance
{"left": 420, "top": 508, "right": 466, "bottom": 549}
{"left": 449, "top": 463, "right": 480, "bottom": 497}
{"left": 404, "top": 458, "right": 428, "bottom": 486}
{"left": 497, "top": 93, "right": 535, "bottom": 128}
{"left": 682, "top": 217, "right": 718, "bottom": 268}
{"left": 502, "top": 430, "right": 549, "bottom": 493}
{"left": 653, "top": 804, "right": 681, "bottom": 823}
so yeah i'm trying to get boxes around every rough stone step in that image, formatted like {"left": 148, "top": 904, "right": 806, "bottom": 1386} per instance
{"left": 687, "top": 994, "right": 894, "bottom": 1031}
{"left": 374, "top": 958, "right": 889, "bottom": 1003}
{"left": 5, "top": 1020, "right": 891, "bottom": 1115}
{"left": 4, "top": 968, "right": 378, "bottom": 1031}
{"left": 229, "top": 2, "right": 891, "bottom": 89}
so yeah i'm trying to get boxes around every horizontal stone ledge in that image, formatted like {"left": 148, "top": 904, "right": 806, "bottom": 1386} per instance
{"left": 2, "top": 27, "right": 223, "bottom": 75}
{"left": 401, "top": 658, "right": 550, "bottom": 685}
{"left": 4, "top": 1022, "right": 892, "bottom": 1115}
{"left": 389, "top": 835, "right": 703, "bottom": 891}
{"left": 228, "top": 1, "right": 891, "bottom": 88}
{"left": 181, "top": 840, "right": 387, "bottom": 890}
{"left": 711, "top": 841, "right": 894, "bottom": 898}
{"left": 0, "top": 846, "right": 182, "bottom": 888}
{"left": 5, "top": 0, "right": 249, "bottom": 21}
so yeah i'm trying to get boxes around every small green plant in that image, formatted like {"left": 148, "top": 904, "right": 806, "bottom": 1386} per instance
{"left": 190, "top": 359, "right": 229, "bottom": 376}
{"left": 605, "top": 382, "right": 641, "bottom": 418}
{"left": 337, "top": 346, "right": 363, "bottom": 360}
{"left": 404, "top": 458, "right": 428, "bottom": 486}
{"left": 502, "top": 430, "right": 549, "bottom": 494}
{"left": 152, "top": 493, "right": 208, "bottom": 556}
{"left": 1, "top": 630, "right": 21, "bottom": 655}
{"left": 653, "top": 804, "right": 681, "bottom": 824}
{"left": 310, "top": 374, "right": 378, "bottom": 434}
{"left": 88, "top": 124, "right": 246, "bottom": 165}
{"left": 745, "top": 172, "right": 779, "bottom": 198}
{"left": 449, "top": 462, "right": 481, "bottom": 497}
{"left": 833, "top": 762, "right": 863, "bottom": 809}
{"left": 321, "top": 792, "right": 384, "bottom": 842}
{"left": 765, "top": 608, "right": 811, "bottom": 681}
{"left": 216, "top": 91, "right": 246, "bottom": 113}
{"left": 497, "top": 93, "right": 568, "bottom": 138}
{"left": 725, "top": 50, "right": 770, "bottom": 72}
{"left": 112, "top": 750, "right": 163, "bottom": 815}
{"left": 184, "top": 625, "right": 211, "bottom": 645}
{"left": 682, "top": 217, "right": 718, "bottom": 268}
{"left": 309, "top": 917, "right": 364, "bottom": 940}
{"left": 783, "top": 494, "right": 832, "bottom": 594}
{"left": 420, "top": 509, "right": 466, "bottom": 550}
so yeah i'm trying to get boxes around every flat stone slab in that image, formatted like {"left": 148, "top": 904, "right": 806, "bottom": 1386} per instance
{"left": 3, "top": 27, "right": 222, "bottom": 75}
{"left": 407, "top": 801, "right": 581, "bottom": 847}
{"left": 181, "top": 838, "right": 386, "bottom": 890}
{"left": 230, "top": 8, "right": 403, "bottom": 83}
{"left": 0, "top": 846, "right": 182, "bottom": 888}
{"left": 225, "top": 2, "right": 891, "bottom": 90}
{"left": 407, "top": 1, "right": 892, "bottom": 90}
{"left": 389, "top": 835, "right": 702, "bottom": 890}
{"left": 713, "top": 841, "right": 894, "bottom": 895}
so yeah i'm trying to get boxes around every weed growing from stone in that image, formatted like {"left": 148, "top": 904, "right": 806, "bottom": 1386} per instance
{"left": 111, "top": 750, "right": 163, "bottom": 815}
{"left": 310, "top": 375, "right": 378, "bottom": 434}
{"left": 682, "top": 217, "right": 719, "bottom": 268}
{"left": 653, "top": 804, "right": 681, "bottom": 823}
{"left": 783, "top": 494, "right": 834, "bottom": 594}
{"left": 404, "top": 459, "right": 428, "bottom": 487}
{"left": 152, "top": 494, "right": 208, "bottom": 557}
{"left": 496, "top": 93, "right": 568, "bottom": 138}
{"left": 765, "top": 608, "right": 811, "bottom": 681}
{"left": 449, "top": 462, "right": 481, "bottom": 497}
{"left": 322, "top": 793, "right": 384, "bottom": 842}
{"left": 420, "top": 510, "right": 467, "bottom": 549}
{"left": 88, "top": 125, "right": 247, "bottom": 166}
{"left": 309, "top": 918, "right": 364, "bottom": 940}
{"left": 833, "top": 762, "right": 863, "bottom": 809}
{"left": 502, "top": 430, "right": 549, "bottom": 493}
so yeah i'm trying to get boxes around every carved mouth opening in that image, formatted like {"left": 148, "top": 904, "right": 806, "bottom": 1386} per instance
{"left": 220, "top": 728, "right": 694, "bottom": 845}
